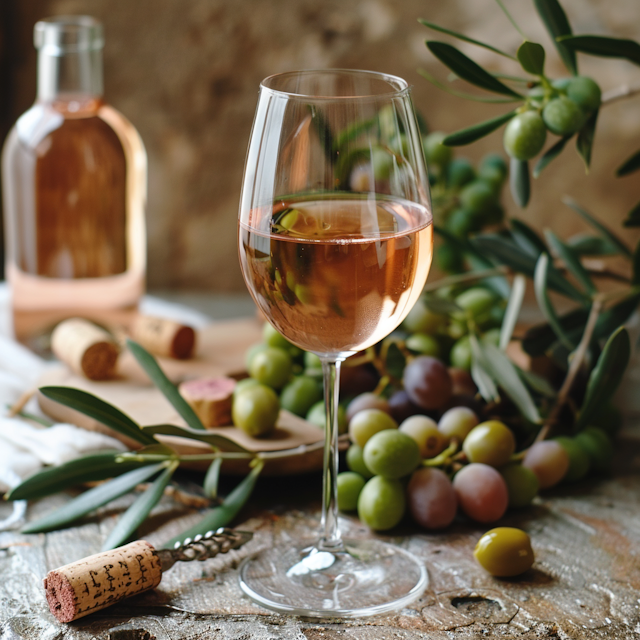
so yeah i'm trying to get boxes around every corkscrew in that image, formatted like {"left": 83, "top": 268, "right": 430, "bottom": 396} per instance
{"left": 157, "top": 528, "right": 253, "bottom": 571}
{"left": 44, "top": 528, "right": 254, "bottom": 623}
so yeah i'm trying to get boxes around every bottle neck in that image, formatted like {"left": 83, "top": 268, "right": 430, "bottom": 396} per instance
{"left": 37, "top": 47, "right": 103, "bottom": 102}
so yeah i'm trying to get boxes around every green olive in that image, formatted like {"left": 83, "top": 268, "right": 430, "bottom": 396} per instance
{"left": 474, "top": 527, "right": 535, "bottom": 577}
{"left": 454, "top": 287, "right": 496, "bottom": 319}
{"left": 445, "top": 207, "right": 480, "bottom": 238}
{"left": 280, "top": 376, "right": 322, "bottom": 417}
{"left": 405, "top": 332, "right": 440, "bottom": 357}
{"left": 500, "top": 464, "right": 539, "bottom": 508}
{"left": 248, "top": 346, "right": 293, "bottom": 390}
{"left": 554, "top": 436, "right": 590, "bottom": 482}
{"left": 423, "top": 131, "right": 453, "bottom": 167}
{"left": 363, "top": 429, "right": 420, "bottom": 479}
{"left": 542, "top": 96, "right": 584, "bottom": 136}
{"left": 566, "top": 76, "right": 601, "bottom": 112}
{"left": 446, "top": 157, "right": 476, "bottom": 189}
{"left": 503, "top": 111, "right": 547, "bottom": 160}
{"left": 349, "top": 409, "right": 398, "bottom": 448}
{"left": 463, "top": 420, "right": 516, "bottom": 467}
{"left": 232, "top": 384, "right": 280, "bottom": 437}
{"left": 357, "top": 476, "right": 406, "bottom": 530}
{"left": 337, "top": 472, "right": 366, "bottom": 511}
{"left": 450, "top": 335, "right": 472, "bottom": 371}
{"left": 346, "top": 444, "right": 374, "bottom": 479}
{"left": 574, "top": 427, "right": 614, "bottom": 473}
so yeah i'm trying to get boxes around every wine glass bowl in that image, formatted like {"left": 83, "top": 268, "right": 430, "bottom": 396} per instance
{"left": 237, "top": 69, "right": 433, "bottom": 617}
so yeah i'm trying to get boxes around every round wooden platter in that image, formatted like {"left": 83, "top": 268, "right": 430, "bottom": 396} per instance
{"left": 37, "top": 317, "right": 327, "bottom": 476}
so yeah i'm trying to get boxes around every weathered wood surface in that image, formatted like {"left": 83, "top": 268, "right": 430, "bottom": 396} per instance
{"left": 1, "top": 433, "right": 639, "bottom": 640}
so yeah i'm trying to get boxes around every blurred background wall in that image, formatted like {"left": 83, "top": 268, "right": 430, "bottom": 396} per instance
{"left": 1, "top": 0, "right": 639, "bottom": 292}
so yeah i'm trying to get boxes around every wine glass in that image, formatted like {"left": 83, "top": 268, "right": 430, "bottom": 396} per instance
{"left": 237, "top": 69, "right": 434, "bottom": 617}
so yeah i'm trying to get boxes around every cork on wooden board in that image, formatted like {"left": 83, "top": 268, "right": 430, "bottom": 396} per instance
{"left": 130, "top": 315, "right": 196, "bottom": 359}
{"left": 51, "top": 318, "right": 120, "bottom": 380}
{"left": 43, "top": 540, "right": 162, "bottom": 623}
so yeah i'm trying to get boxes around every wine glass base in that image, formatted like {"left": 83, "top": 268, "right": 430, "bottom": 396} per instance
{"left": 238, "top": 538, "right": 428, "bottom": 618}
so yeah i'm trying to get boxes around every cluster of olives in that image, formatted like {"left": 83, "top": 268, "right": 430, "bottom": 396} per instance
{"left": 339, "top": 394, "right": 615, "bottom": 534}
{"left": 401, "top": 285, "right": 504, "bottom": 374}
{"left": 423, "top": 133, "right": 509, "bottom": 273}
{"left": 234, "top": 324, "right": 326, "bottom": 436}
{"left": 503, "top": 75, "right": 601, "bottom": 161}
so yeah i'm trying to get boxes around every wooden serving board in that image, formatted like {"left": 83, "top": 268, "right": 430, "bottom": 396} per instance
{"left": 37, "top": 317, "right": 326, "bottom": 475}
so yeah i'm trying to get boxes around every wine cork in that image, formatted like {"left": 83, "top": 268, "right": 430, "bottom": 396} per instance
{"left": 51, "top": 318, "right": 120, "bottom": 380}
{"left": 43, "top": 540, "right": 162, "bottom": 623}
{"left": 178, "top": 377, "right": 236, "bottom": 428}
{"left": 130, "top": 315, "right": 196, "bottom": 359}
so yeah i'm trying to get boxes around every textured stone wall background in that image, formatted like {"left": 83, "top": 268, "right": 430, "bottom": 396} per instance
{"left": 1, "top": 0, "right": 639, "bottom": 291}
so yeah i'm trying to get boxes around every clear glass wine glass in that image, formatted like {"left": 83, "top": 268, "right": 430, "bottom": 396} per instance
{"left": 237, "top": 69, "right": 434, "bottom": 617}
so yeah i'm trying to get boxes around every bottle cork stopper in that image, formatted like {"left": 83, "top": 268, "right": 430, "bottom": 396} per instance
{"left": 51, "top": 318, "right": 120, "bottom": 380}
{"left": 130, "top": 315, "right": 196, "bottom": 359}
{"left": 178, "top": 377, "right": 236, "bottom": 428}
{"left": 43, "top": 540, "right": 163, "bottom": 623}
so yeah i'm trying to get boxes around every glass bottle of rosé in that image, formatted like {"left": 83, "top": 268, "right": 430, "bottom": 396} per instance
{"left": 2, "top": 16, "right": 146, "bottom": 350}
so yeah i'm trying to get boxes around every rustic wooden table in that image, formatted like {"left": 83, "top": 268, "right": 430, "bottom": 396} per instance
{"left": 1, "top": 432, "right": 639, "bottom": 640}
{"left": 1, "top": 293, "right": 639, "bottom": 639}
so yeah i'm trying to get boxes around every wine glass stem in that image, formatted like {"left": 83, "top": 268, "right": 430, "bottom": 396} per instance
{"left": 319, "top": 356, "right": 344, "bottom": 551}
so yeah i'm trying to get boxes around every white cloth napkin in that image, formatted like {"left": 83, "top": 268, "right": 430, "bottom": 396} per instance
{"left": 0, "top": 283, "right": 212, "bottom": 529}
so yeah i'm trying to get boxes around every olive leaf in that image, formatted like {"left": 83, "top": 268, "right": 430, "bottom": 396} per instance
{"left": 517, "top": 41, "right": 546, "bottom": 75}
{"left": 418, "top": 69, "right": 520, "bottom": 104}
{"left": 558, "top": 34, "right": 640, "bottom": 66}
{"left": 418, "top": 19, "right": 516, "bottom": 59}
{"left": 332, "top": 118, "right": 376, "bottom": 153}
{"left": 574, "top": 327, "right": 631, "bottom": 432}
{"left": 204, "top": 458, "right": 223, "bottom": 500}
{"left": 21, "top": 463, "right": 167, "bottom": 534}
{"left": 510, "top": 219, "right": 547, "bottom": 257}
{"left": 499, "top": 273, "right": 526, "bottom": 349}
{"left": 592, "top": 293, "right": 640, "bottom": 339}
{"left": 141, "top": 424, "right": 251, "bottom": 453}
{"left": 623, "top": 200, "right": 640, "bottom": 228}
{"left": 534, "top": 253, "right": 576, "bottom": 350}
{"left": 494, "top": 0, "right": 526, "bottom": 38}
{"left": 127, "top": 339, "right": 206, "bottom": 431}
{"left": 510, "top": 158, "right": 530, "bottom": 208}
{"left": 566, "top": 233, "right": 617, "bottom": 256}
{"left": 576, "top": 109, "right": 598, "bottom": 170}
{"left": 521, "top": 307, "right": 589, "bottom": 356}
{"left": 533, "top": 0, "right": 577, "bottom": 75}
{"left": 6, "top": 451, "right": 150, "bottom": 501}
{"left": 562, "top": 196, "right": 632, "bottom": 258}
{"left": 423, "top": 295, "right": 462, "bottom": 315}
{"left": 477, "top": 341, "right": 542, "bottom": 423}
{"left": 472, "top": 234, "right": 587, "bottom": 301}
{"left": 469, "top": 335, "right": 500, "bottom": 403}
{"left": 533, "top": 135, "right": 571, "bottom": 178}
{"left": 516, "top": 366, "right": 557, "bottom": 398}
{"left": 426, "top": 41, "right": 523, "bottom": 98}
{"left": 39, "top": 387, "right": 158, "bottom": 446}
{"left": 616, "top": 148, "right": 640, "bottom": 177}
{"left": 102, "top": 463, "right": 177, "bottom": 551}
{"left": 163, "top": 461, "right": 264, "bottom": 549}
{"left": 442, "top": 111, "right": 517, "bottom": 146}
{"left": 544, "top": 229, "right": 596, "bottom": 294}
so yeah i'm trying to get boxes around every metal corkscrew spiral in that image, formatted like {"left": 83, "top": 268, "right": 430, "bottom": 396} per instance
{"left": 157, "top": 527, "right": 254, "bottom": 571}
